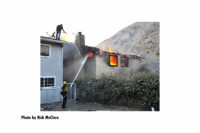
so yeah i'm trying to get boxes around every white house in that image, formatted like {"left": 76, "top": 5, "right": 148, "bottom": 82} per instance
{"left": 40, "top": 36, "right": 67, "bottom": 104}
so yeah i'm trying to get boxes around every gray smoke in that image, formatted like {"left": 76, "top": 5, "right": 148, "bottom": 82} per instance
{"left": 63, "top": 42, "right": 88, "bottom": 82}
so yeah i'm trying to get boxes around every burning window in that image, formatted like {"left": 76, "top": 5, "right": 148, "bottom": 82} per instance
{"left": 109, "top": 55, "right": 118, "bottom": 66}
{"left": 121, "top": 57, "right": 129, "bottom": 67}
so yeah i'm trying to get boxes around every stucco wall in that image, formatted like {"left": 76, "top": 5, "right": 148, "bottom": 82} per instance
{"left": 95, "top": 55, "right": 141, "bottom": 78}
{"left": 80, "top": 55, "right": 96, "bottom": 79}
{"left": 76, "top": 54, "right": 141, "bottom": 80}
{"left": 40, "top": 43, "right": 63, "bottom": 104}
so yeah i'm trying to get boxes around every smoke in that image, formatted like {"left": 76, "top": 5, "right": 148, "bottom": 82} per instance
{"left": 63, "top": 42, "right": 88, "bottom": 82}
{"left": 69, "top": 56, "right": 88, "bottom": 89}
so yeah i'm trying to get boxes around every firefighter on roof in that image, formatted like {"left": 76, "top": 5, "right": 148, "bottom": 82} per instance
{"left": 56, "top": 24, "right": 66, "bottom": 40}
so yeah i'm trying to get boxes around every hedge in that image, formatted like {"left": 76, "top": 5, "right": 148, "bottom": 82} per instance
{"left": 76, "top": 72, "right": 159, "bottom": 111}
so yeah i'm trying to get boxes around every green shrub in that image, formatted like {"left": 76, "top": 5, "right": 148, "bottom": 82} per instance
{"left": 76, "top": 72, "right": 159, "bottom": 111}
{"left": 131, "top": 72, "right": 159, "bottom": 110}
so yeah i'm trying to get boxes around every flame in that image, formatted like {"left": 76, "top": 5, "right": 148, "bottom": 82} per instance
{"left": 106, "top": 49, "right": 117, "bottom": 53}
{"left": 60, "top": 33, "right": 67, "bottom": 41}
{"left": 60, "top": 33, "right": 75, "bottom": 42}
{"left": 104, "top": 45, "right": 117, "bottom": 53}
{"left": 104, "top": 41, "right": 117, "bottom": 53}
{"left": 110, "top": 56, "right": 118, "bottom": 66}
{"left": 96, "top": 40, "right": 117, "bottom": 53}
{"left": 87, "top": 52, "right": 94, "bottom": 58}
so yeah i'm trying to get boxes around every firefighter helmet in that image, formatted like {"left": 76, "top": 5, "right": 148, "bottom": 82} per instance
{"left": 63, "top": 81, "right": 67, "bottom": 85}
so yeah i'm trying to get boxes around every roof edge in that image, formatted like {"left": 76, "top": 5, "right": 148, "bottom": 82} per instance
{"left": 40, "top": 36, "right": 69, "bottom": 46}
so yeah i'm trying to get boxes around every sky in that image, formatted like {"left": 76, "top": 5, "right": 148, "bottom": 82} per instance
{"left": 39, "top": 0, "right": 161, "bottom": 46}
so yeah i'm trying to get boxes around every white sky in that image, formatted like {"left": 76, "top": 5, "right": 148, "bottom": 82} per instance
{"left": 39, "top": 0, "right": 160, "bottom": 46}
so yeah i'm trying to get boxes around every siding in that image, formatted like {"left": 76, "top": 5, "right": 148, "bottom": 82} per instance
{"left": 40, "top": 43, "right": 63, "bottom": 104}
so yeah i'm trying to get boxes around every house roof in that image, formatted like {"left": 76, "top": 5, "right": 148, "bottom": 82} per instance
{"left": 84, "top": 45, "right": 100, "bottom": 54}
{"left": 40, "top": 36, "right": 68, "bottom": 46}
{"left": 85, "top": 45, "right": 143, "bottom": 60}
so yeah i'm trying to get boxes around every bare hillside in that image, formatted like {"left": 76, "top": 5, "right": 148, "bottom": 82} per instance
{"left": 97, "top": 22, "right": 160, "bottom": 73}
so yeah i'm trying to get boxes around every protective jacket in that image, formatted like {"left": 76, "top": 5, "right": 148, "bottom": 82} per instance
{"left": 60, "top": 84, "right": 69, "bottom": 96}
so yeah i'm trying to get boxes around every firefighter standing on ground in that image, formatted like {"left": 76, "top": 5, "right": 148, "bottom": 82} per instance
{"left": 56, "top": 24, "right": 66, "bottom": 40}
{"left": 61, "top": 81, "right": 69, "bottom": 108}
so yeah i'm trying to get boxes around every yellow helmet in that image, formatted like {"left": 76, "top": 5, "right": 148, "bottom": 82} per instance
{"left": 63, "top": 81, "right": 67, "bottom": 85}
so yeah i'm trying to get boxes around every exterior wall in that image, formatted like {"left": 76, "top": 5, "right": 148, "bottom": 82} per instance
{"left": 84, "top": 56, "right": 96, "bottom": 77}
{"left": 95, "top": 55, "right": 141, "bottom": 78}
{"left": 76, "top": 54, "right": 141, "bottom": 80}
{"left": 76, "top": 54, "right": 141, "bottom": 79}
{"left": 78, "top": 55, "right": 96, "bottom": 79}
{"left": 40, "top": 43, "right": 63, "bottom": 104}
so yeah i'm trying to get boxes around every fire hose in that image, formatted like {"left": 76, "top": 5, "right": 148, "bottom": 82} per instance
{"left": 50, "top": 56, "right": 88, "bottom": 110}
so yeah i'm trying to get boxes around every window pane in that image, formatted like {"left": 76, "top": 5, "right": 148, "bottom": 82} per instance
{"left": 45, "top": 78, "right": 48, "bottom": 87}
{"left": 121, "top": 57, "right": 128, "bottom": 67}
{"left": 48, "top": 78, "right": 54, "bottom": 86}
{"left": 41, "top": 77, "right": 55, "bottom": 87}
{"left": 40, "top": 78, "right": 44, "bottom": 87}
{"left": 41, "top": 45, "right": 49, "bottom": 56}
{"left": 51, "top": 78, "right": 54, "bottom": 85}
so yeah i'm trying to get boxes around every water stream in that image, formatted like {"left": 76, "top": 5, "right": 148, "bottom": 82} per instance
{"left": 69, "top": 55, "right": 88, "bottom": 89}
{"left": 73, "top": 44, "right": 82, "bottom": 57}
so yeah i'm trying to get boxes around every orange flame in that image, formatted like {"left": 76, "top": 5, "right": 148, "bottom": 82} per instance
{"left": 105, "top": 41, "right": 117, "bottom": 53}
{"left": 96, "top": 40, "right": 117, "bottom": 53}
{"left": 60, "top": 33, "right": 67, "bottom": 41}
{"left": 87, "top": 52, "right": 94, "bottom": 58}
{"left": 106, "top": 49, "right": 117, "bottom": 53}
{"left": 110, "top": 56, "right": 118, "bottom": 66}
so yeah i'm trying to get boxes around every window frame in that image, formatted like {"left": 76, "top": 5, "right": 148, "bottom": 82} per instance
{"left": 40, "top": 44, "right": 51, "bottom": 58}
{"left": 40, "top": 76, "right": 56, "bottom": 89}
{"left": 121, "top": 56, "right": 129, "bottom": 67}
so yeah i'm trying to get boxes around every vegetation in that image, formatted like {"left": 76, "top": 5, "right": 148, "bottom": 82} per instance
{"left": 76, "top": 72, "right": 159, "bottom": 111}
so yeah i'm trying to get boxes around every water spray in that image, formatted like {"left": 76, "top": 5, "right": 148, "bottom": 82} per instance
{"left": 73, "top": 44, "right": 82, "bottom": 57}
{"left": 58, "top": 55, "right": 88, "bottom": 103}
{"left": 69, "top": 55, "right": 88, "bottom": 89}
